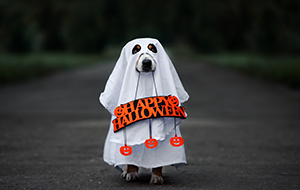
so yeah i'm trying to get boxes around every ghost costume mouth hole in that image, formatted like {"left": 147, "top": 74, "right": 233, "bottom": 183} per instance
{"left": 136, "top": 53, "right": 156, "bottom": 73}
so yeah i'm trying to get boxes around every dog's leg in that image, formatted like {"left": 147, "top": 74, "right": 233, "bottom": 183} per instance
{"left": 121, "top": 165, "right": 128, "bottom": 178}
{"left": 122, "top": 165, "right": 139, "bottom": 181}
{"left": 150, "top": 167, "right": 164, "bottom": 185}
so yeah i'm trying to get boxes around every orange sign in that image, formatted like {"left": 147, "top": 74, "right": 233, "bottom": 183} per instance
{"left": 113, "top": 95, "right": 186, "bottom": 132}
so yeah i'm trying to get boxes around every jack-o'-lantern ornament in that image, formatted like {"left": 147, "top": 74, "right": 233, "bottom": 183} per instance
{"left": 168, "top": 95, "right": 179, "bottom": 106}
{"left": 145, "top": 136, "right": 158, "bottom": 149}
{"left": 114, "top": 106, "right": 125, "bottom": 117}
{"left": 170, "top": 134, "right": 184, "bottom": 147}
{"left": 120, "top": 144, "right": 132, "bottom": 156}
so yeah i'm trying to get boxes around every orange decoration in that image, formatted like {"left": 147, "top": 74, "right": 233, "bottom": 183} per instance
{"left": 168, "top": 96, "right": 179, "bottom": 106}
{"left": 120, "top": 144, "right": 132, "bottom": 156}
{"left": 114, "top": 106, "right": 125, "bottom": 117}
{"left": 113, "top": 95, "right": 186, "bottom": 132}
{"left": 170, "top": 135, "right": 184, "bottom": 147}
{"left": 145, "top": 137, "right": 158, "bottom": 149}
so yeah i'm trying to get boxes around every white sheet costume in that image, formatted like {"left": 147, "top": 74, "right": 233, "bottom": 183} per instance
{"left": 99, "top": 38, "right": 189, "bottom": 172}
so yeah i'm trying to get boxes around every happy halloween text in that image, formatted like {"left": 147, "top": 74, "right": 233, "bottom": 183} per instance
{"left": 113, "top": 95, "right": 186, "bottom": 132}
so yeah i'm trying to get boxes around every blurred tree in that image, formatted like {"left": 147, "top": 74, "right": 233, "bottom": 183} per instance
{"left": 0, "top": 0, "right": 30, "bottom": 52}
{"left": 0, "top": 0, "right": 299, "bottom": 54}
{"left": 61, "top": 1, "right": 108, "bottom": 53}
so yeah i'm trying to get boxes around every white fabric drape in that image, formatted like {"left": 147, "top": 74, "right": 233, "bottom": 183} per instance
{"left": 99, "top": 38, "right": 189, "bottom": 169}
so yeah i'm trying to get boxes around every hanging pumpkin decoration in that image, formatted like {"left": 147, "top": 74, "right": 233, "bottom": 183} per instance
{"left": 120, "top": 144, "right": 132, "bottom": 156}
{"left": 170, "top": 135, "right": 184, "bottom": 147}
{"left": 145, "top": 137, "right": 158, "bottom": 149}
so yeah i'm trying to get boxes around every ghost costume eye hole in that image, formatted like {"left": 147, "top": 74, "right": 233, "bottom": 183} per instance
{"left": 148, "top": 44, "right": 157, "bottom": 53}
{"left": 132, "top": 44, "right": 141, "bottom": 54}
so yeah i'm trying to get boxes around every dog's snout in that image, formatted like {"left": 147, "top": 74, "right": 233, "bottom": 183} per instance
{"left": 142, "top": 59, "right": 152, "bottom": 68}
{"left": 142, "top": 59, "right": 152, "bottom": 72}
{"left": 136, "top": 53, "right": 156, "bottom": 73}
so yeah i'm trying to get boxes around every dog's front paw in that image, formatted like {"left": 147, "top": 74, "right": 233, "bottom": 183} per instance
{"left": 121, "top": 170, "right": 127, "bottom": 178}
{"left": 149, "top": 173, "right": 164, "bottom": 185}
{"left": 122, "top": 172, "right": 138, "bottom": 182}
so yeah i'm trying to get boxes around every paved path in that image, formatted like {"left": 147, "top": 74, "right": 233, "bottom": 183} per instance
{"left": 0, "top": 57, "right": 300, "bottom": 189}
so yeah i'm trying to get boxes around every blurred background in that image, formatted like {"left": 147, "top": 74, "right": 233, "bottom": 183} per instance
{"left": 0, "top": 0, "right": 300, "bottom": 87}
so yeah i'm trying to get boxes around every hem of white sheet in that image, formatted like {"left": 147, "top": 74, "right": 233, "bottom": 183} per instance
{"left": 114, "top": 162, "right": 187, "bottom": 173}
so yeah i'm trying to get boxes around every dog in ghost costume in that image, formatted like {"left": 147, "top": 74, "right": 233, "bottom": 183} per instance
{"left": 99, "top": 38, "right": 189, "bottom": 184}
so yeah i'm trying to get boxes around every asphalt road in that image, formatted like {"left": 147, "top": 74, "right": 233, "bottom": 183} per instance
{"left": 0, "top": 57, "right": 300, "bottom": 190}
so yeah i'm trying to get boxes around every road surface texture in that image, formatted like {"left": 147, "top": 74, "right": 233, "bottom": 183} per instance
{"left": 0, "top": 57, "right": 300, "bottom": 189}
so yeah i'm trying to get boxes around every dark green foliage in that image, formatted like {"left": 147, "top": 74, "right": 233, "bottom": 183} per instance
{"left": 197, "top": 53, "right": 300, "bottom": 88}
{"left": 0, "top": 52, "right": 117, "bottom": 84}
{"left": 0, "top": 0, "right": 299, "bottom": 54}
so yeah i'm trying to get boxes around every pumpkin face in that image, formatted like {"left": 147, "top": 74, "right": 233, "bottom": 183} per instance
{"left": 168, "top": 96, "right": 179, "bottom": 106}
{"left": 170, "top": 135, "right": 184, "bottom": 147}
{"left": 145, "top": 137, "right": 158, "bottom": 149}
{"left": 120, "top": 144, "right": 132, "bottom": 156}
{"left": 114, "top": 106, "right": 124, "bottom": 117}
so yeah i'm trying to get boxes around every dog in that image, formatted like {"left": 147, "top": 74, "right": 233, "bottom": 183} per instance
{"left": 100, "top": 38, "right": 188, "bottom": 186}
